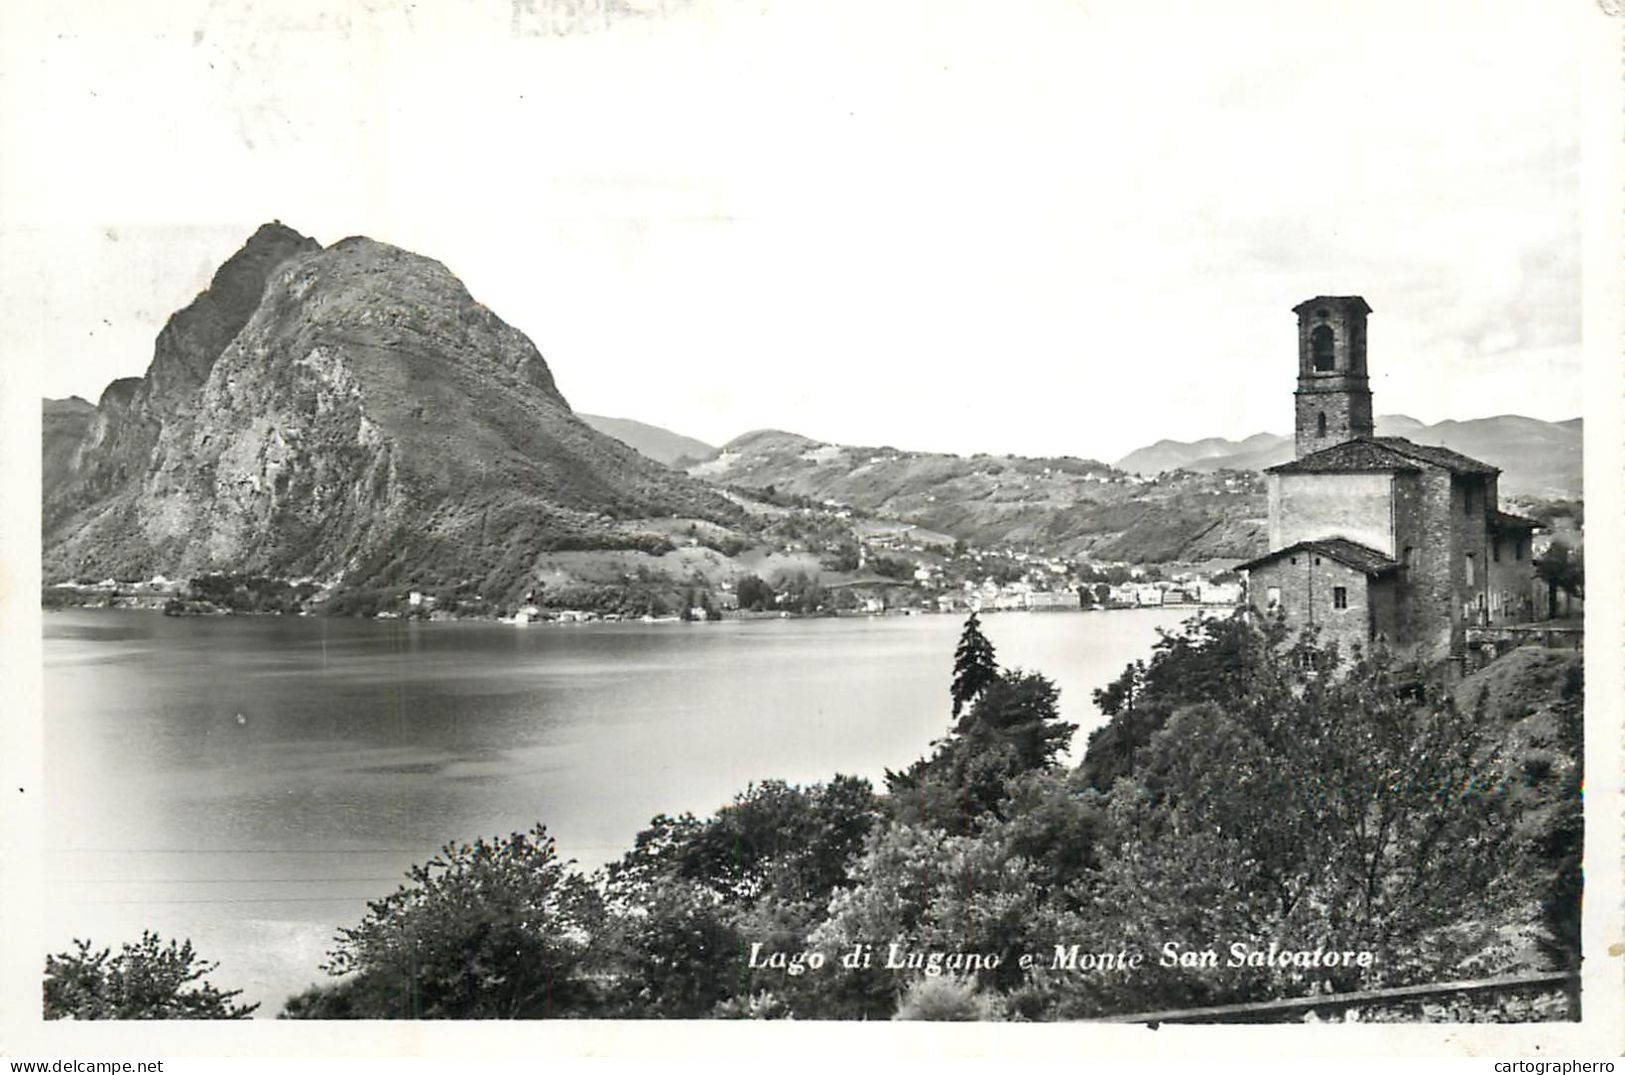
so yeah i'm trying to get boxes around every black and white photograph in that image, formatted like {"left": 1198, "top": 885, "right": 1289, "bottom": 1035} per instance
{"left": 1, "top": 0, "right": 1620, "bottom": 1059}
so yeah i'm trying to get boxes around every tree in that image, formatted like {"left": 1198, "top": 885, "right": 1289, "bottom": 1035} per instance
{"left": 950, "top": 613, "right": 998, "bottom": 719}
{"left": 890, "top": 667, "right": 1076, "bottom": 832}
{"left": 1084, "top": 612, "right": 1286, "bottom": 791}
{"left": 591, "top": 778, "right": 882, "bottom": 1017}
{"left": 736, "top": 574, "right": 775, "bottom": 611}
{"left": 596, "top": 876, "right": 745, "bottom": 1018}
{"left": 894, "top": 974, "right": 1002, "bottom": 1021}
{"left": 1534, "top": 540, "right": 1583, "bottom": 618}
{"left": 868, "top": 554, "right": 913, "bottom": 581}
{"left": 295, "top": 825, "right": 606, "bottom": 1018}
{"left": 779, "top": 571, "right": 828, "bottom": 614}
{"left": 1046, "top": 638, "right": 1536, "bottom": 1018}
{"left": 822, "top": 540, "right": 861, "bottom": 572}
{"left": 799, "top": 819, "right": 1062, "bottom": 1018}
{"left": 44, "top": 932, "right": 257, "bottom": 1020}
{"left": 670, "top": 777, "right": 881, "bottom": 905}
{"left": 955, "top": 671, "right": 1072, "bottom": 771}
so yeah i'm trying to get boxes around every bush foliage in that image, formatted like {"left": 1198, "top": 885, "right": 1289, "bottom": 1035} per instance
{"left": 44, "top": 932, "right": 257, "bottom": 1020}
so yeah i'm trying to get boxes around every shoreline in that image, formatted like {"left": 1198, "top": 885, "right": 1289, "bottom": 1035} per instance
{"left": 43, "top": 600, "right": 1240, "bottom": 625}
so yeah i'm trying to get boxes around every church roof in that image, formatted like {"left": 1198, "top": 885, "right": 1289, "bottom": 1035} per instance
{"left": 1292, "top": 295, "right": 1372, "bottom": 315}
{"left": 1489, "top": 509, "right": 1543, "bottom": 532}
{"left": 1369, "top": 437, "right": 1499, "bottom": 475}
{"left": 1267, "top": 436, "right": 1498, "bottom": 477}
{"left": 1236, "top": 537, "right": 1403, "bottom": 577}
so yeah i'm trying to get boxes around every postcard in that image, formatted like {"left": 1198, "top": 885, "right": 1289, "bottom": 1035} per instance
{"left": 2, "top": 0, "right": 1619, "bottom": 1061}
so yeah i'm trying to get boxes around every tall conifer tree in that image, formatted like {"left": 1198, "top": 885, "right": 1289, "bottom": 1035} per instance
{"left": 950, "top": 612, "right": 999, "bottom": 719}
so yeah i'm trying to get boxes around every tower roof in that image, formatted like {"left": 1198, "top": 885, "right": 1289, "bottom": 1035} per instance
{"left": 1292, "top": 296, "right": 1372, "bottom": 316}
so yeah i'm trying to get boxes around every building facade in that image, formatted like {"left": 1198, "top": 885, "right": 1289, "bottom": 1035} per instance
{"left": 1238, "top": 297, "right": 1540, "bottom": 663}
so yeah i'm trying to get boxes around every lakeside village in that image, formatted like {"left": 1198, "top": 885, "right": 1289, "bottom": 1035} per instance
{"left": 42, "top": 518, "right": 1247, "bottom": 624}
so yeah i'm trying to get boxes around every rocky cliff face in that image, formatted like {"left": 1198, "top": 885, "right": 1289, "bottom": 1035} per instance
{"left": 45, "top": 223, "right": 321, "bottom": 533}
{"left": 42, "top": 396, "right": 96, "bottom": 494}
{"left": 43, "top": 225, "right": 741, "bottom": 599}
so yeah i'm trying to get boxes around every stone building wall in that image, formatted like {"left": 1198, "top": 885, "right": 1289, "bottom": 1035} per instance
{"left": 1405, "top": 467, "right": 1464, "bottom": 663}
{"left": 1486, "top": 527, "right": 1538, "bottom": 624}
{"left": 1246, "top": 553, "right": 1377, "bottom": 657}
{"left": 1388, "top": 471, "right": 1425, "bottom": 644}
{"left": 1486, "top": 538, "right": 1538, "bottom": 624}
{"left": 1293, "top": 390, "right": 1375, "bottom": 460}
{"left": 1271, "top": 471, "right": 1395, "bottom": 554}
{"left": 1367, "top": 575, "right": 1405, "bottom": 645}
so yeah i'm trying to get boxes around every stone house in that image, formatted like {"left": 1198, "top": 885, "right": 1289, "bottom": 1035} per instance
{"left": 1237, "top": 296, "right": 1541, "bottom": 664}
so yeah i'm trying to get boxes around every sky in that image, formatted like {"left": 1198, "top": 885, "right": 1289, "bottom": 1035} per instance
{"left": 0, "top": 0, "right": 1588, "bottom": 464}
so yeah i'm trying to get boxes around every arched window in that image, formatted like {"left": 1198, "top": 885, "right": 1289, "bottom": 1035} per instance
{"left": 1311, "top": 325, "right": 1335, "bottom": 371}
{"left": 1316, "top": 411, "right": 1327, "bottom": 438}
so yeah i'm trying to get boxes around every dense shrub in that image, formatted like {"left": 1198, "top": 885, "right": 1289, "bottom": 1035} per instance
{"left": 45, "top": 933, "right": 256, "bottom": 1020}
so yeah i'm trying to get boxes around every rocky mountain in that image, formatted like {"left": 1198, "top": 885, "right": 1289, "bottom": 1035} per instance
{"left": 1115, "top": 415, "right": 1582, "bottom": 499}
{"left": 42, "top": 223, "right": 743, "bottom": 601}
{"left": 689, "top": 430, "right": 1267, "bottom": 562}
{"left": 578, "top": 414, "right": 715, "bottom": 468}
{"left": 42, "top": 395, "right": 96, "bottom": 489}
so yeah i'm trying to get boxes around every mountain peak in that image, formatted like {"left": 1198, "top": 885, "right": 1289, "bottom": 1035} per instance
{"left": 722, "top": 429, "right": 822, "bottom": 452}
{"left": 44, "top": 228, "right": 743, "bottom": 598}
{"left": 248, "top": 234, "right": 563, "bottom": 404}
{"left": 1116, "top": 414, "right": 1579, "bottom": 498}
{"left": 139, "top": 223, "right": 322, "bottom": 408}
{"left": 246, "top": 219, "right": 312, "bottom": 244}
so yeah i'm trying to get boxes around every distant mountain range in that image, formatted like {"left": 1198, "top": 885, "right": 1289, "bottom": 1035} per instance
{"left": 42, "top": 223, "right": 741, "bottom": 601}
{"left": 1115, "top": 415, "right": 1582, "bottom": 498}
{"left": 686, "top": 430, "right": 1268, "bottom": 563}
{"left": 578, "top": 414, "right": 715, "bottom": 468}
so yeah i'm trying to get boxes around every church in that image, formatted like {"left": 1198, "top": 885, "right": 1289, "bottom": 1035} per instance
{"left": 1237, "top": 296, "right": 1542, "bottom": 665}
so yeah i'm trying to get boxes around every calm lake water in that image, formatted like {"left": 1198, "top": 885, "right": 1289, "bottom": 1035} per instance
{"left": 43, "top": 607, "right": 1192, "bottom": 1013}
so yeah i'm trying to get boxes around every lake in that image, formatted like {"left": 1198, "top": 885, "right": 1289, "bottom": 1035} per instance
{"left": 42, "top": 606, "right": 1194, "bottom": 1013}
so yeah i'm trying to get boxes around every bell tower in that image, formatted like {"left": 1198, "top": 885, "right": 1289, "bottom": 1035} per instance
{"left": 1292, "top": 295, "right": 1374, "bottom": 457}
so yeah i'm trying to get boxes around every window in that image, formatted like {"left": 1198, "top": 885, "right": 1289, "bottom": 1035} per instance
{"left": 1311, "top": 326, "right": 1335, "bottom": 371}
{"left": 1403, "top": 546, "right": 1415, "bottom": 567}
{"left": 1465, "top": 553, "right": 1476, "bottom": 585}
{"left": 1492, "top": 538, "right": 1501, "bottom": 563}
{"left": 1333, "top": 586, "right": 1348, "bottom": 610}
{"left": 1316, "top": 411, "right": 1327, "bottom": 438}
{"left": 1266, "top": 587, "right": 1281, "bottom": 610}
{"left": 1515, "top": 539, "right": 1525, "bottom": 561}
